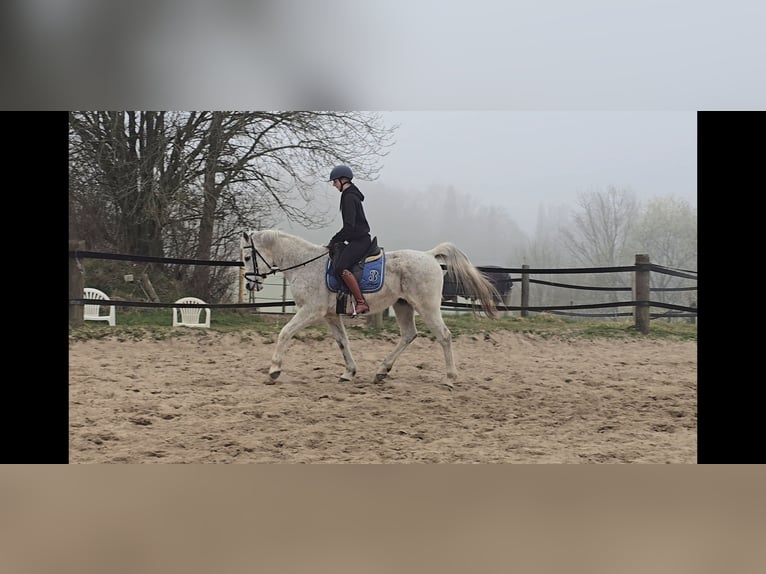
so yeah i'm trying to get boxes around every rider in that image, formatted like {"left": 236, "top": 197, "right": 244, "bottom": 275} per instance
{"left": 327, "top": 164, "right": 371, "bottom": 315}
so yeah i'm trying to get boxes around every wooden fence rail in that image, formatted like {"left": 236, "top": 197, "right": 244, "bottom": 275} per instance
{"left": 69, "top": 246, "right": 695, "bottom": 335}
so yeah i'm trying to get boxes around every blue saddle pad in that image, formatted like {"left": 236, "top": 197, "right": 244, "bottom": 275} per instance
{"left": 326, "top": 251, "right": 386, "bottom": 294}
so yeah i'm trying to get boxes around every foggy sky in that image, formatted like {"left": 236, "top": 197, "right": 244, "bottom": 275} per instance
{"left": 374, "top": 111, "right": 697, "bottom": 236}
{"left": 283, "top": 111, "right": 696, "bottom": 252}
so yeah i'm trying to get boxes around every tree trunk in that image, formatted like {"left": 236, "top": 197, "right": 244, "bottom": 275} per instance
{"left": 191, "top": 112, "right": 225, "bottom": 298}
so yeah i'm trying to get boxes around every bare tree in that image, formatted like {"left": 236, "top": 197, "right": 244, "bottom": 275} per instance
{"left": 557, "top": 186, "right": 639, "bottom": 307}
{"left": 630, "top": 196, "right": 697, "bottom": 308}
{"left": 69, "top": 111, "right": 206, "bottom": 256}
{"left": 522, "top": 209, "right": 572, "bottom": 308}
{"left": 561, "top": 186, "right": 639, "bottom": 267}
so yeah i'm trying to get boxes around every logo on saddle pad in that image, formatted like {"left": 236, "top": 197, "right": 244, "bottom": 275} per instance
{"left": 326, "top": 250, "right": 386, "bottom": 294}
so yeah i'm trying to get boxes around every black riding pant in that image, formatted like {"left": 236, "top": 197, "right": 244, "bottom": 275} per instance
{"left": 332, "top": 235, "right": 372, "bottom": 280}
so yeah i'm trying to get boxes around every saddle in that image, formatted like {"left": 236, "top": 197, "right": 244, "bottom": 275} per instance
{"left": 326, "top": 237, "right": 385, "bottom": 314}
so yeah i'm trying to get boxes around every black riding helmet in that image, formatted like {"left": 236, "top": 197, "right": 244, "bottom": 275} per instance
{"left": 329, "top": 165, "right": 353, "bottom": 181}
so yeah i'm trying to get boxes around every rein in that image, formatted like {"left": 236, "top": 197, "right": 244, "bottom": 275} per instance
{"left": 243, "top": 236, "right": 328, "bottom": 281}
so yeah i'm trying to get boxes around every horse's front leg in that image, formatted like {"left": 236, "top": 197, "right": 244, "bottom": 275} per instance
{"left": 267, "top": 307, "right": 321, "bottom": 383}
{"left": 324, "top": 315, "right": 357, "bottom": 382}
{"left": 375, "top": 300, "right": 418, "bottom": 383}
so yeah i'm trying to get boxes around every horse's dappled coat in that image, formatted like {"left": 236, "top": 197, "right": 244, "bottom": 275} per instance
{"left": 241, "top": 229, "right": 500, "bottom": 388}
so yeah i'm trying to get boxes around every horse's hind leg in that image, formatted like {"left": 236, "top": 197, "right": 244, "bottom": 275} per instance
{"left": 375, "top": 299, "right": 418, "bottom": 382}
{"left": 417, "top": 305, "right": 457, "bottom": 386}
{"left": 324, "top": 315, "right": 358, "bottom": 382}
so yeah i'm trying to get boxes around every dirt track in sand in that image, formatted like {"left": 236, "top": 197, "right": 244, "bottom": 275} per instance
{"left": 69, "top": 329, "right": 696, "bottom": 463}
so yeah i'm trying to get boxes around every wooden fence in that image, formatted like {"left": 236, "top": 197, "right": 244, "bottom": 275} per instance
{"left": 69, "top": 244, "right": 697, "bottom": 335}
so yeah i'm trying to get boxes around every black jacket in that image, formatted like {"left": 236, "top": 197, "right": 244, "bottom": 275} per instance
{"left": 330, "top": 183, "right": 370, "bottom": 244}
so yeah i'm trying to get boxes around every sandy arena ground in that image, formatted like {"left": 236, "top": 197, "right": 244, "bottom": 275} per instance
{"left": 69, "top": 328, "right": 696, "bottom": 463}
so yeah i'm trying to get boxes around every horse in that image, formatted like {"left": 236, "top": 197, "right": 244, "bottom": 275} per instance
{"left": 443, "top": 265, "right": 513, "bottom": 304}
{"left": 240, "top": 230, "right": 500, "bottom": 388}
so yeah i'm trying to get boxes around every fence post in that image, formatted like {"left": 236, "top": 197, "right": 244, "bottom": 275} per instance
{"left": 282, "top": 276, "right": 287, "bottom": 313}
{"left": 688, "top": 298, "right": 697, "bottom": 325}
{"left": 69, "top": 240, "right": 85, "bottom": 327}
{"left": 239, "top": 247, "right": 244, "bottom": 304}
{"left": 634, "top": 254, "right": 650, "bottom": 335}
{"left": 366, "top": 312, "right": 383, "bottom": 329}
{"left": 520, "top": 264, "right": 529, "bottom": 318}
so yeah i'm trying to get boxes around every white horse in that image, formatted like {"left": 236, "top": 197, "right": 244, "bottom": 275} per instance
{"left": 241, "top": 230, "right": 499, "bottom": 388}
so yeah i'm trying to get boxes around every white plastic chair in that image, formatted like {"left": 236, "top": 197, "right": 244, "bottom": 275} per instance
{"left": 83, "top": 287, "right": 116, "bottom": 326}
{"left": 172, "top": 297, "right": 211, "bottom": 328}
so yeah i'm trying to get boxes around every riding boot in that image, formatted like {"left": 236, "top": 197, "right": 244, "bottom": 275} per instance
{"left": 341, "top": 270, "right": 369, "bottom": 315}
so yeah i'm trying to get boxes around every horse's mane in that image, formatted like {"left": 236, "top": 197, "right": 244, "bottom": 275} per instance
{"left": 257, "top": 229, "right": 322, "bottom": 251}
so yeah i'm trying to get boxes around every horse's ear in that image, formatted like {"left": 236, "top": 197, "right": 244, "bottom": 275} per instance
{"left": 242, "top": 231, "right": 249, "bottom": 241}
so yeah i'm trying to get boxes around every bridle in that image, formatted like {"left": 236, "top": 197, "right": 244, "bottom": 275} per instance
{"left": 242, "top": 234, "right": 328, "bottom": 291}
{"left": 242, "top": 236, "right": 276, "bottom": 291}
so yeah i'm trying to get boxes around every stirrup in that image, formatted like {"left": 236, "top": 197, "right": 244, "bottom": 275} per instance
{"left": 351, "top": 300, "right": 369, "bottom": 316}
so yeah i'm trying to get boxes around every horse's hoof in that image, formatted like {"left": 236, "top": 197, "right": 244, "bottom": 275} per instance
{"left": 269, "top": 370, "right": 281, "bottom": 380}
{"left": 263, "top": 379, "right": 277, "bottom": 385}
{"left": 339, "top": 373, "right": 353, "bottom": 382}
{"left": 375, "top": 373, "right": 387, "bottom": 383}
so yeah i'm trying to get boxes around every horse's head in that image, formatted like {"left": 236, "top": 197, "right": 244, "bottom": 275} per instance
{"left": 241, "top": 229, "right": 320, "bottom": 292}
{"left": 241, "top": 231, "right": 268, "bottom": 292}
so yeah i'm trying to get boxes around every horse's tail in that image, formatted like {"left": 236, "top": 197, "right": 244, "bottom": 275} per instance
{"left": 427, "top": 243, "right": 500, "bottom": 319}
